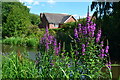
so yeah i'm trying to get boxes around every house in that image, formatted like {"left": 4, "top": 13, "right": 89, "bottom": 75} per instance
{"left": 39, "top": 13, "right": 76, "bottom": 29}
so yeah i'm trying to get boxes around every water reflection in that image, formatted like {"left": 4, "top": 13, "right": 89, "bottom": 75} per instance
{"left": 2, "top": 44, "right": 38, "bottom": 61}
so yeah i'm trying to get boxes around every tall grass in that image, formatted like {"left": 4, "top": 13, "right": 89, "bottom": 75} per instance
{"left": 2, "top": 51, "right": 39, "bottom": 79}
{"left": 3, "top": 37, "right": 39, "bottom": 47}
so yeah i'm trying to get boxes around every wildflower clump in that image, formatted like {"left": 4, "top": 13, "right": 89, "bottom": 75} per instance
{"left": 37, "top": 7, "right": 112, "bottom": 79}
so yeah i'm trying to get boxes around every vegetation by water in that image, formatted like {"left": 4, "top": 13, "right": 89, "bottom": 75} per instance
{"left": 2, "top": 2, "right": 44, "bottom": 47}
{"left": 2, "top": 52, "right": 39, "bottom": 78}
{"left": 2, "top": 14, "right": 113, "bottom": 79}
{"left": 1, "top": 1, "right": 120, "bottom": 79}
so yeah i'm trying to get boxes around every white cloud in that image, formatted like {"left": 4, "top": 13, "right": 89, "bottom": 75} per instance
{"left": 27, "top": 6, "right": 32, "bottom": 9}
{"left": 47, "top": 0, "right": 55, "bottom": 4}
{"left": 33, "top": 1, "right": 39, "bottom": 5}
{"left": 19, "top": 0, "right": 33, "bottom": 3}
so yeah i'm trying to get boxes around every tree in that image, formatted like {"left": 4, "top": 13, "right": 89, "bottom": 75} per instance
{"left": 2, "top": 2, "right": 31, "bottom": 37}
{"left": 91, "top": 1, "right": 120, "bottom": 62}
{"left": 29, "top": 13, "right": 40, "bottom": 26}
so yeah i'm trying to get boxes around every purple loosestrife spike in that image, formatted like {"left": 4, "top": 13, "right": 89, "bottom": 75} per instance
{"left": 101, "top": 49, "right": 104, "bottom": 53}
{"left": 82, "top": 27, "right": 87, "bottom": 35}
{"left": 90, "top": 21, "right": 93, "bottom": 25}
{"left": 78, "top": 24, "right": 81, "bottom": 27}
{"left": 100, "top": 41, "right": 104, "bottom": 47}
{"left": 78, "top": 24, "right": 82, "bottom": 33}
{"left": 74, "top": 28, "right": 78, "bottom": 38}
{"left": 105, "top": 46, "right": 109, "bottom": 53}
{"left": 54, "top": 39, "right": 57, "bottom": 46}
{"left": 82, "top": 53, "right": 85, "bottom": 55}
{"left": 45, "top": 42, "right": 49, "bottom": 51}
{"left": 82, "top": 48, "right": 85, "bottom": 53}
{"left": 96, "top": 37, "right": 100, "bottom": 43}
{"left": 55, "top": 47, "right": 59, "bottom": 55}
{"left": 91, "top": 32, "right": 94, "bottom": 37}
{"left": 106, "top": 62, "right": 111, "bottom": 69}
{"left": 96, "top": 30, "right": 101, "bottom": 43}
{"left": 99, "top": 53, "right": 107, "bottom": 58}
{"left": 53, "top": 39, "right": 57, "bottom": 51}
{"left": 46, "top": 26, "right": 49, "bottom": 34}
{"left": 86, "top": 6, "right": 90, "bottom": 23}
{"left": 82, "top": 44, "right": 86, "bottom": 55}
{"left": 82, "top": 44, "right": 85, "bottom": 48}
{"left": 58, "top": 43, "right": 61, "bottom": 51}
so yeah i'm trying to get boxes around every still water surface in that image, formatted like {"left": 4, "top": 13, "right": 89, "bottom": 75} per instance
{"left": 2, "top": 44, "right": 38, "bottom": 60}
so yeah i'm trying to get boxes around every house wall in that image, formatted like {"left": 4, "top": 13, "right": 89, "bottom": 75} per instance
{"left": 64, "top": 17, "right": 76, "bottom": 23}
{"left": 49, "top": 24, "right": 59, "bottom": 29}
{"left": 40, "top": 13, "right": 76, "bottom": 29}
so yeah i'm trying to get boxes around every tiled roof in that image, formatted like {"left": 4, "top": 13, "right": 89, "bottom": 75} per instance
{"left": 42, "top": 13, "right": 72, "bottom": 24}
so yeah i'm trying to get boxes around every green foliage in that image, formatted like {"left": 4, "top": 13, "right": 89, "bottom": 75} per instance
{"left": 27, "top": 25, "right": 45, "bottom": 38}
{"left": 3, "top": 37, "right": 39, "bottom": 47}
{"left": 29, "top": 13, "right": 40, "bottom": 25}
{"left": 2, "top": 2, "right": 31, "bottom": 37}
{"left": 91, "top": 2, "right": 120, "bottom": 61}
{"left": 2, "top": 52, "right": 39, "bottom": 78}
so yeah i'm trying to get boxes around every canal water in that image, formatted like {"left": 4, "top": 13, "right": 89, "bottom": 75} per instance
{"left": 2, "top": 44, "right": 38, "bottom": 61}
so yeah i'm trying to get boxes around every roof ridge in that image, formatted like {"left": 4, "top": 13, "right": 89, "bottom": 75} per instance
{"left": 43, "top": 12, "right": 71, "bottom": 16}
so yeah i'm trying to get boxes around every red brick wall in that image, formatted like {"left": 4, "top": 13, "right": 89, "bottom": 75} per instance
{"left": 64, "top": 17, "right": 76, "bottom": 23}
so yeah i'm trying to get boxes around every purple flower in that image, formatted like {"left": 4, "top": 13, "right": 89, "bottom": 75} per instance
{"left": 50, "top": 63, "right": 54, "bottom": 66}
{"left": 82, "top": 48, "right": 85, "bottom": 53}
{"left": 82, "top": 44, "right": 85, "bottom": 48}
{"left": 106, "top": 62, "right": 111, "bottom": 69}
{"left": 53, "top": 39, "right": 57, "bottom": 47}
{"left": 100, "top": 41, "right": 104, "bottom": 47}
{"left": 58, "top": 43, "right": 61, "bottom": 51}
{"left": 91, "top": 32, "right": 94, "bottom": 37}
{"left": 82, "top": 53, "right": 85, "bottom": 55}
{"left": 101, "top": 49, "right": 104, "bottom": 53}
{"left": 45, "top": 42, "right": 49, "bottom": 51}
{"left": 74, "top": 28, "right": 78, "bottom": 38}
{"left": 98, "top": 53, "right": 107, "bottom": 58}
{"left": 105, "top": 46, "right": 109, "bottom": 53}
{"left": 96, "top": 37, "right": 100, "bottom": 43}
{"left": 78, "top": 24, "right": 81, "bottom": 27}
{"left": 46, "top": 26, "right": 49, "bottom": 34}
{"left": 55, "top": 47, "right": 59, "bottom": 55}
{"left": 78, "top": 24, "right": 82, "bottom": 33}
{"left": 86, "top": 6, "right": 90, "bottom": 23}
{"left": 96, "top": 29, "right": 102, "bottom": 43}
{"left": 82, "top": 27, "right": 87, "bottom": 35}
